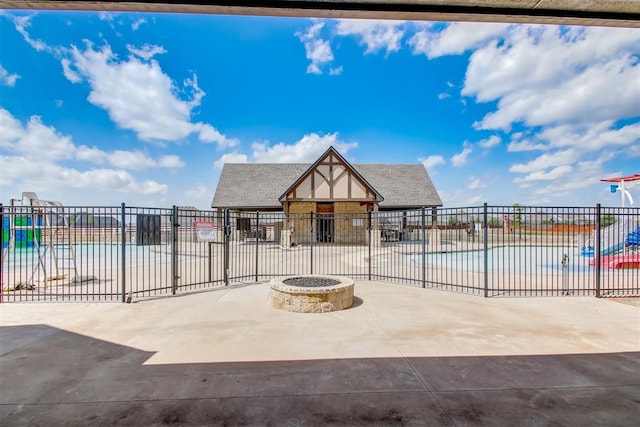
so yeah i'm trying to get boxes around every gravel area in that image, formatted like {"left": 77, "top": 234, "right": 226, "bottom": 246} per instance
{"left": 283, "top": 277, "right": 341, "bottom": 288}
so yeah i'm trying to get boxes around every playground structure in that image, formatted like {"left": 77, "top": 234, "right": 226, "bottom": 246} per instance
{"left": 582, "top": 175, "right": 640, "bottom": 269}
{"left": 1, "top": 192, "right": 89, "bottom": 287}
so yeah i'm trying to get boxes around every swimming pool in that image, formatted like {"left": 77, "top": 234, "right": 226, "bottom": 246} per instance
{"left": 405, "top": 245, "right": 590, "bottom": 273}
{"left": 2, "top": 243, "right": 174, "bottom": 270}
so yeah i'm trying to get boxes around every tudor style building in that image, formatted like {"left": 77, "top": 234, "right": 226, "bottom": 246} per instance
{"left": 211, "top": 146, "right": 442, "bottom": 246}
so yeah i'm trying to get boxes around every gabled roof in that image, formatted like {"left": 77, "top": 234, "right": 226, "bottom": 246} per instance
{"left": 278, "top": 146, "right": 383, "bottom": 203}
{"left": 211, "top": 152, "right": 443, "bottom": 210}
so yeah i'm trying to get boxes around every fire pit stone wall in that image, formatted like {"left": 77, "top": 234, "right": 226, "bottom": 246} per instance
{"left": 269, "top": 275, "right": 355, "bottom": 313}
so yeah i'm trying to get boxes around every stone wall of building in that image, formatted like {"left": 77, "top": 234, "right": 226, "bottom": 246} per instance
{"left": 333, "top": 202, "right": 368, "bottom": 244}
{"left": 289, "top": 202, "right": 316, "bottom": 244}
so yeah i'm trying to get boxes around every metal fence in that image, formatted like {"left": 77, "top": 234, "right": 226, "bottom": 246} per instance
{"left": 1, "top": 203, "right": 638, "bottom": 302}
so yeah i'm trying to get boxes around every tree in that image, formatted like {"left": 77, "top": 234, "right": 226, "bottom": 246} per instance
{"left": 448, "top": 215, "right": 459, "bottom": 227}
{"left": 513, "top": 203, "right": 523, "bottom": 227}
{"left": 600, "top": 214, "right": 616, "bottom": 227}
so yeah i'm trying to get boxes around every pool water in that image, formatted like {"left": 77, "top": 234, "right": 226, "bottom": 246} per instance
{"left": 405, "top": 245, "right": 590, "bottom": 273}
{"left": 2, "top": 243, "right": 173, "bottom": 269}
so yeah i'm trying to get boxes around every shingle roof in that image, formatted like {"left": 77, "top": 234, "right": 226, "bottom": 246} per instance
{"left": 211, "top": 163, "right": 442, "bottom": 210}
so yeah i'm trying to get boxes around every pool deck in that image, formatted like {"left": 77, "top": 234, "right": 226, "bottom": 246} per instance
{"left": 1, "top": 281, "right": 639, "bottom": 425}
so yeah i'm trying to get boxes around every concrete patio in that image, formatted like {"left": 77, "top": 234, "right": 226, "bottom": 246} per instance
{"left": 1, "top": 281, "right": 639, "bottom": 425}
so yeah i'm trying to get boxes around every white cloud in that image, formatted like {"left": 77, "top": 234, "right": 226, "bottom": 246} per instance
{"left": 12, "top": 15, "right": 48, "bottom": 52}
{"left": 196, "top": 123, "right": 239, "bottom": 148}
{"left": 214, "top": 133, "right": 358, "bottom": 170}
{"left": 12, "top": 18, "right": 238, "bottom": 149}
{"left": 76, "top": 145, "right": 108, "bottom": 163}
{"left": 61, "top": 58, "right": 81, "bottom": 83}
{"left": 528, "top": 156, "right": 615, "bottom": 200}
{"left": 329, "top": 66, "right": 343, "bottom": 76}
{"left": 336, "top": 19, "right": 405, "bottom": 55}
{"left": 509, "top": 149, "right": 578, "bottom": 174}
{"left": 468, "top": 177, "right": 485, "bottom": 190}
{"left": 463, "top": 25, "right": 640, "bottom": 131}
{"left": 437, "top": 92, "right": 450, "bottom": 100}
{"left": 477, "top": 135, "right": 501, "bottom": 149}
{"left": 514, "top": 165, "right": 573, "bottom": 182}
{"left": 98, "top": 12, "right": 114, "bottom": 22}
{"left": 132, "top": 18, "right": 146, "bottom": 31}
{"left": 538, "top": 121, "right": 640, "bottom": 152}
{"left": 158, "top": 155, "right": 185, "bottom": 168}
{"left": 184, "top": 185, "right": 210, "bottom": 200}
{"left": 0, "top": 108, "right": 172, "bottom": 197}
{"left": 296, "top": 22, "right": 336, "bottom": 75}
{"left": 214, "top": 152, "right": 249, "bottom": 169}
{"left": 108, "top": 150, "right": 158, "bottom": 170}
{"left": 62, "top": 41, "right": 235, "bottom": 145}
{"left": 410, "top": 22, "right": 509, "bottom": 59}
{"left": 0, "top": 111, "right": 75, "bottom": 162}
{"left": 1, "top": 156, "right": 167, "bottom": 195}
{"left": 419, "top": 155, "right": 445, "bottom": 170}
{"left": 451, "top": 143, "right": 472, "bottom": 167}
{"left": 251, "top": 132, "right": 357, "bottom": 163}
{"left": 506, "top": 122, "right": 639, "bottom": 182}
{"left": 127, "top": 43, "right": 166, "bottom": 60}
{"left": 507, "top": 139, "right": 548, "bottom": 152}
{"left": 76, "top": 144, "right": 185, "bottom": 170}
{"left": 0, "top": 65, "right": 20, "bottom": 86}
{"left": 0, "top": 108, "right": 24, "bottom": 145}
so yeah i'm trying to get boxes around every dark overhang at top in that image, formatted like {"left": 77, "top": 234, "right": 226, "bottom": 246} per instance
{"left": 1, "top": 1, "right": 639, "bottom": 28}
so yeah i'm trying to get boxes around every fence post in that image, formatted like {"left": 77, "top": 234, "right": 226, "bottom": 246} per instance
{"left": 255, "top": 210, "right": 259, "bottom": 282}
{"left": 171, "top": 205, "right": 179, "bottom": 295}
{"left": 120, "top": 203, "right": 126, "bottom": 302}
{"left": 483, "top": 202, "right": 489, "bottom": 298}
{"left": 310, "top": 211, "right": 314, "bottom": 275}
{"left": 594, "top": 204, "right": 601, "bottom": 298}
{"left": 224, "top": 208, "right": 230, "bottom": 286}
{"left": 368, "top": 210, "right": 372, "bottom": 281}
{"left": 208, "top": 242, "right": 212, "bottom": 283}
{"left": 421, "top": 207, "right": 426, "bottom": 288}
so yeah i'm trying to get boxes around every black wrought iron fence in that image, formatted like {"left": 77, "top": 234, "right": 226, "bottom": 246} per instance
{"left": 1, "top": 203, "right": 638, "bottom": 302}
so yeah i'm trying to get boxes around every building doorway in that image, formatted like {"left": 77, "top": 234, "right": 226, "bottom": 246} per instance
{"left": 316, "top": 203, "right": 334, "bottom": 243}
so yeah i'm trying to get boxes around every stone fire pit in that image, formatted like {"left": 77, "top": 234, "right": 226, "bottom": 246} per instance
{"left": 269, "top": 275, "right": 355, "bottom": 313}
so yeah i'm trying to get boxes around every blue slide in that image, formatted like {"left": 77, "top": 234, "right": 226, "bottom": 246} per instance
{"left": 581, "top": 222, "right": 639, "bottom": 257}
{"left": 625, "top": 227, "right": 640, "bottom": 247}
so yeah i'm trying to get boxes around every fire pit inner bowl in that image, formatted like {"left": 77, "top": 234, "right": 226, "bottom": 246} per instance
{"left": 282, "top": 277, "right": 340, "bottom": 288}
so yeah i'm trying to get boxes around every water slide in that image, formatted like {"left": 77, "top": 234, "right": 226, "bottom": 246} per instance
{"left": 584, "top": 220, "right": 640, "bottom": 268}
{"left": 581, "top": 218, "right": 636, "bottom": 257}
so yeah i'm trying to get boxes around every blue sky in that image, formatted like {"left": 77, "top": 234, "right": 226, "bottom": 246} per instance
{"left": 1, "top": 11, "right": 639, "bottom": 210}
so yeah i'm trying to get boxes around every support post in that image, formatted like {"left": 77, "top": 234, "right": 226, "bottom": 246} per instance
{"left": 255, "top": 210, "right": 259, "bottom": 282}
{"left": 207, "top": 242, "right": 212, "bottom": 283}
{"left": 594, "top": 204, "right": 601, "bottom": 297}
{"left": 224, "top": 208, "right": 230, "bottom": 286}
{"left": 421, "top": 207, "right": 426, "bottom": 288}
{"left": 120, "top": 203, "right": 126, "bottom": 302}
{"left": 310, "top": 211, "right": 314, "bottom": 275}
{"left": 368, "top": 210, "right": 372, "bottom": 281}
{"left": 171, "top": 205, "right": 179, "bottom": 295}
{"left": 483, "top": 202, "right": 489, "bottom": 298}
